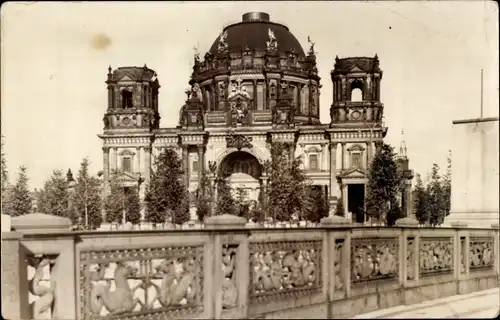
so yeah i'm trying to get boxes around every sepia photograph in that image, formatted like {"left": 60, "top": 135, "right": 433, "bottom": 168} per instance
{"left": 1, "top": 1, "right": 498, "bottom": 319}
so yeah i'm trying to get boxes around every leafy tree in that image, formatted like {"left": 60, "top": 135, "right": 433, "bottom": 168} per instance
{"left": 145, "top": 148, "right": 188, "bottom": 227}
{"left": 172, "top": 190, "right": 191, "bottom": 226}
{"left": 413, "top": 173, "right": 430, "bottom": 224}
{"left": 235, "top": 188, "right": 250, "bottom": 218}
{"left": 305, "top": 186, "right": 329, "bottom": 224}
{"left": 72, "top": 158, "right": 102, "bottom": 229}
{"left": 249, "top": 201, "right": 266, "bottom": 225}
{"left": 215, "top": 177, "right": 236, "bottom": 216}
{"left": 194, "top": 173, "right": 213, "bottom": 222}
{"left": 335, "top": 197, "right": 345, "bottom": 217}
{"left": 37, "top": 170, "right": 70, "bottom": 217}
{"left": 4, "top": 166, "right": 32, "bottom": 217}
{"left": 365, "top": 143, "right": 401, "bottom": 224}
{"left": 442, "top": 151, "right": 452, "bottom": 217}
{"left": 105, "top": 174, "right": 141, "bottom": 225}
{"left": 1, "top": 135, "right": 9, "bottom": 213}
{"left": 427, "top": 163, "right": 445, "bottom": 226}
{"left": 267, "top": 142, "right": 312, "bottom": 224}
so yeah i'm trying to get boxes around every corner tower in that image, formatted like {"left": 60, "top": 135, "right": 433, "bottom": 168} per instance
{"left": 330, "top": 55, "right": 383, "bottom": 126}
{"left": 103, "top": 65, "right": 160, "bottom": 131}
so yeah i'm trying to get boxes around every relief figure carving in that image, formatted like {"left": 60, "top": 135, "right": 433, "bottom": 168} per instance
{"left": 249, "top": 241, "right": 322, "bottom": 303}
{"left": 29, "top": 257, "right": 57, "bottom": 319}
{"left": 419, "top": 238, "right": 454, "bottom": 275}
{"left": 90, "top": 262, "right": 142, "bottom": 315}
{"left": 351, "top": 238, "right": 398, "bottom": 283}
{"left": 470, "top": 238, "right": 494, "bottom": 270}
{"left": 221, "top": 246, "right": 238, "bottom": 309}
{"left": 334, "top": 241, "right": 344, "bottom": 290}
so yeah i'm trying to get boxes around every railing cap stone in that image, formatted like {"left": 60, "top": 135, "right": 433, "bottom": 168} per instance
{"left": 450, "top": 221, "right": 469, "bottom": 228}
{"left": 11, "top": 212, "right": 72, "bottom": 234}
{"left": 320, "top": 215, "right": 352, "bottom": 226}
{"left": 204, "top": 214, "right": 247, "bottom": 229}
{"left": 491, "top": 223, "right": 499, "bottom": 229}
{"left": 395, "top": 217, "right": 419, "bottom": 227}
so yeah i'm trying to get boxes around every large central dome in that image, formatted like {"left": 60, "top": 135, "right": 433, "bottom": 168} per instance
{"left": 209, "top": 12, "right": 306, "bottom": 57}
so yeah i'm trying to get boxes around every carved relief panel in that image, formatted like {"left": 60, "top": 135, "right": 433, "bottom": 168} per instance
{"left": 419, "top": 237, "right": 454, "bottom": 276}
{"left": 79, "top": 246, "right": 204, "bottom": 320}
{"left": 28, "top": 255, "right": 58, "bottom": 320}
{"left": 469, "top": 237, "right": 494, "bottom": 271}
{"left": 249, "top": 241, "right": 322, "bottom": 304}
{"left": 351, "top": 238, "right": 399, "bottom": 284}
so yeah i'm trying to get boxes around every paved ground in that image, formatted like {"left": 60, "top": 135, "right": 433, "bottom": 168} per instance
{"left": 353, "top": 287, "right": 500, "bottom": 319}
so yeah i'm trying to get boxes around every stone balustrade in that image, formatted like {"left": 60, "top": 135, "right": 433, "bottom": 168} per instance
{"left": 2, "top": 213, "right": 499, "bottom": 320}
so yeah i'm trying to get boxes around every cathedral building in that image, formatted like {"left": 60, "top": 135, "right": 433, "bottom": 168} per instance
{"left": 98, "top": 12, "right": 388, "bottom": 223}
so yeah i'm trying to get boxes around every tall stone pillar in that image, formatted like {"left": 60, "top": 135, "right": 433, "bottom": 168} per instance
{"left": 144, "top": 147, "right": 151, "bottom": 186}
{"left": 182, "top": 145, "right": 189, "bottom": 188}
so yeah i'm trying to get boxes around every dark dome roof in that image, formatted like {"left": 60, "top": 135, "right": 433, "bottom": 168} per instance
{"left": 209, "top": 12, "right": 305, "bottom": 57}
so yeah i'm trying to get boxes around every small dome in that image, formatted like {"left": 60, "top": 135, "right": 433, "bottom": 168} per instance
{"left": 209, "top": 12, "right": 305, "bottom": 56}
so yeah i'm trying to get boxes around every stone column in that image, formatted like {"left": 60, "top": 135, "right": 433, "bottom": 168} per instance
{"left": 341, "top": 142, "right": 346, "bottom": 170}
{"left": 342, "top": 184, "right": 348, "bottom": 217}
{"left": 136, "top": 147, "right": 142, "bottom": 174}
{"left": 182, "top": 145, "right": 189, "bottom": 188}
{"left": 144, "top": 147, "right": 151, "bottom": 185}
{"left": 113, "top": 147, "right": 119, "bottom": 172}
{"left": 197, "top": 145, "right": 205, "bottom": 186}
{"left": 253, "top": 80, "right": 257, "bottom": 110}
{"left": 102, "top": 147, "right": 110, "bottom": 194}
{"left": 289, "top": 143, "right": 296, "bottom": 161}
{"left": 329, "top": 142, "right": 338, "bottom": 198}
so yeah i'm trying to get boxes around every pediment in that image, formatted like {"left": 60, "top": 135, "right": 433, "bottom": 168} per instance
{"left": 338, "top": 168, "right": 367, "bottom": 179}
{"left": 111, "top": 171, "right": 139, "bottom": 183}
{"left": 119, "top": 75, "right": 133, "bottom": 82}
{"left": 349, "top": 65, "right": 364, "bottom": 73}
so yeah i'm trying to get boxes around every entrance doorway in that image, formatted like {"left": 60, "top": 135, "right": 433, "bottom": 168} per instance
{"left": 348, "top": 184, "right": 365, "bottom": 223}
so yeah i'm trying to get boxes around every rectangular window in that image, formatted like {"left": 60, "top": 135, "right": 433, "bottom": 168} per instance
{"left": 192, "top": 160, "right": 199, "bottom": 173}
{"left": 122, "top": 157, "right": 132, "bottom": 172}
{"left": 352, "top": 153, "right": 361, "bottom": 168}
{"left": 309, "top": 154, "right": 318, "bottom": 170}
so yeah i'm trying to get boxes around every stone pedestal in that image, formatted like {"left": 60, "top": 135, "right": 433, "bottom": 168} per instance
{"left": 11, "top": 213, "right": 72, "bottom": 234}
{"left": 395, "top": 216, "right": 419, "bottom": 227}
{"left": 205, "top": 214, "right": 247, "bottom": 229}
{"left": 320, "top": 215, "right": 352, "bottom": 226}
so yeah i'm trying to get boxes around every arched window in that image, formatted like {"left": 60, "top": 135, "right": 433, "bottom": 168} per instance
{"left": 121, "top": 89, "right": 133, "bottom": 109}
{"left": 350, "top": 80, "right": 363, "bottom": 102}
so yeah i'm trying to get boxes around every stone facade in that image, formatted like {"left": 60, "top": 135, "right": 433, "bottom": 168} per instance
{"left": 446, "top": 117, "right": 500, "bottom": 228}
{"left": 98, "top": 12, "right": 390, "bottom": 222}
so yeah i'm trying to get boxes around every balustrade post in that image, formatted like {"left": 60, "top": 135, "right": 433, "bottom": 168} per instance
{"left": 321, "top": 215, "right": 352, "bottom": 306}
{"left": 9, "top": 213, "right": 75, "bottom": 320}
{"left": 492, "top": 223, "right": 499, "bottom": 280}
{"left": 204, "top": 214, "right": 249, "bottom": 319}
{"left": 1, "top": 232, "right": 30, "bottom": 320}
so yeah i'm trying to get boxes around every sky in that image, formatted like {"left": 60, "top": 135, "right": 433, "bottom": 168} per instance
{"left": 1, "top": 1, "right": 498, "bottom": 190}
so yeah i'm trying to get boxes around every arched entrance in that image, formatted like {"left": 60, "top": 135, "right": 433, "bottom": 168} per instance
{"left": 218, "top": 151, "right": 263, "bottom": 203}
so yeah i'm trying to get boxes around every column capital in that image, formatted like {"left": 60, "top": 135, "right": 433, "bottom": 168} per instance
{"left": 102, "top": 146, "right": 110, "bottom": 152}
{"left": 143, "top": 146, "right": 152, "bottom": 152}
{"left": 329, "top": 141, "right": 338, "bottom": 150}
